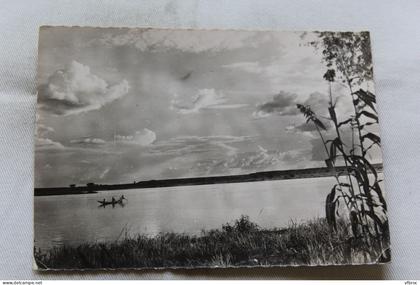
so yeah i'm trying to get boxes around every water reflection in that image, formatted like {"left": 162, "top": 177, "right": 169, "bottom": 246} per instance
{"left": 34, "top": 178, "right": 335, "bottom": 250}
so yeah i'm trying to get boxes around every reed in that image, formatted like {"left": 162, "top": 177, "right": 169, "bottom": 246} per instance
{"left": 297, "top": 32, "right": 390, "bottom": 256}
{"left": 34, "top": 216, "right": 389, "bottom": 270}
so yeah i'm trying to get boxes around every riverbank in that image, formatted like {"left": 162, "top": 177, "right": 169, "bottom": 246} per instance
{"left": 34, "top": 216, "right": 389, "bottom": 269}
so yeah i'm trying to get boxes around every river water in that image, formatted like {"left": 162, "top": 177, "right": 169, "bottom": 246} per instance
{"left": 34, "top": 177, "right": 336, "bottom": 250}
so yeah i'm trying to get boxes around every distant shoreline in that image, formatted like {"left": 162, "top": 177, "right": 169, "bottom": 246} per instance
{"left": 34, "top": 164, "right": 383, "bottom": 196}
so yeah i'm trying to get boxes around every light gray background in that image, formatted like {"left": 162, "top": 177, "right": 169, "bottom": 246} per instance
{"left": 0, "top": 0, "right": 419, "bottom": 280}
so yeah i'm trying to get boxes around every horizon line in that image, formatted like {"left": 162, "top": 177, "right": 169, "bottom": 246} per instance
{"left": 35, "top": 163, "right": 383, "bottom": 191}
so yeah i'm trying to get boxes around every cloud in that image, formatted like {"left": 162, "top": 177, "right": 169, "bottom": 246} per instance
{"left": 309, "top": 137, "right": 329, "bottom": 161}
{"left": 254, "top": 90, "right": 340, "bottom": 121}
{"left": 287, "top": 92, "right": 342, "bottom": 133}
{"left": 115, "top": 128, "right": 156, "bottom": 146}
{"left": 252, "top": 90, "right": 334, "bottom": 134}
{"left": 36, "top": 124, "right": 54, "bottom": 137}
{"left": 253, "top": 91, "right": 299, "bottom": 118}
{"left": 307, "top": 129, "right": 352, "bottom": 162}
{"left": 35, "top": 137, "right": 64, "bottom": 150}
{"left": 149, "top": 135, "right": 252, "bottom": 156}
{"left": 300, "top": 91, "right": 330, "bottom": 117}
{"left": 222, "top": 61, "right": 264, "bottom": 74}
{"left": 38, "top": 129, "right": 157, "bottom": 151}
{"left": 99, "top": 167, "right": 111, "bottom": 179}
{"left": 229, "top": 145, "right": 278, "bottom": 170}
{"left": 94, "top": 29, "right": 273, "bottom": 53}
{"left": 192, "top": 144, "right": 313, "bottom": 176}
{"left": 289, "top": 117, "right": 355, "bottom": 163}
{"left": 287, "top": 122, "right": 332, "bottom": 135}
{"left": 70, "top": 138, "right": 106, "bottom": 145}
{"left": 170, "top": 89, "right": 247, "bottom": 114}
{"left": 148, "top": 136, "right": 305, "bottom": 176}
{"left": 35, "top": 116, "right": 65, "bottom": 150}
{"left": 38, "top": 61, "right": 130, "bottom": 116}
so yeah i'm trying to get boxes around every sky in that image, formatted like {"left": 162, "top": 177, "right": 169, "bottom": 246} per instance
{"left": 35, "top": 27, "right": 382, "bottom": 188}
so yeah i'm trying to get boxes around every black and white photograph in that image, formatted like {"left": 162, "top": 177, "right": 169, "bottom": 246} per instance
{"left": 33, "top": 27, "right": 390, "bottom": 270}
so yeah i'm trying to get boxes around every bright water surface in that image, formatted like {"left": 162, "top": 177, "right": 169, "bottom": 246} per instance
{"left": 34, "top": 177, "right": 336, "bottom": 250}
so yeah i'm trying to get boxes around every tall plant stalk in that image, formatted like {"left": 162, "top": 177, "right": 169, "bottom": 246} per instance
{"left": 298, "top": 31, "right": 390, "bottom": 261}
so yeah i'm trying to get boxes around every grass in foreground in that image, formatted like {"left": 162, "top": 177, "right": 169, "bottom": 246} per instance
{"left": 34, "top": 216, "right": 390, "bottom": 269}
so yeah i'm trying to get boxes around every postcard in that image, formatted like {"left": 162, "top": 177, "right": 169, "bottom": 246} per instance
{"left": 34, "top": 27, "right": 390, "bottom": 270}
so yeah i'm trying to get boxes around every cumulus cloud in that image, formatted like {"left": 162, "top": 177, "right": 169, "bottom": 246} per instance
{"left": 170, "top": 89, "right": 247, "bottom": 114}
{"left": 288, "top": 92, "right": 342, "bottom": 133}
{"left": 254, "top": 91, "right": 338, "bottom": 121}
{"left": 38, "top": 61, "right": 130, "bottom": 116}
{"left": 35, "top": 116, "right": 65, "bottom": 150}
{"left": 253, "top": 91, "right": 299, "bottom": 118}
{"left": 115, "top": 128, "right": 156, "bottom": 146}
{"left": 300, "top": 92, "right": 330, "bottom": 117}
